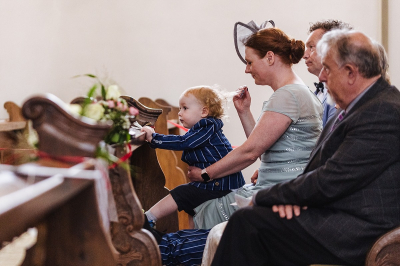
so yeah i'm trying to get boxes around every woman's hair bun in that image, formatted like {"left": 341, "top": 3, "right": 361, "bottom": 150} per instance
{"left": 290, "top": 38, "right": 305, "bottom": 64}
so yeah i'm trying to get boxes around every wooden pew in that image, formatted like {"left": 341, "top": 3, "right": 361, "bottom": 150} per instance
{"left": 365, "top": 227, "right": 400, "bottom": 265}
{"left": 0, "top": 94, "right": 117, "bottom": 265}
{"left": 73, "top": 94, "right": 180, "bottom": 234}
{"left": 138, "top": 97, "right": 189, "bottom": 230}
{"left": 0, "top": 102, "right": 33, "bottom": 165}
{"left": 13, "top": 94, "right": 165, "bottom": 265}
{"left": 0, "top": 164, "right": 117, "bottom": 266}
{"left": 122, "top": 96, "right": 180, "bottom": 233}
{"left": 155, "top": 98, "right": 189, "bottom": 179}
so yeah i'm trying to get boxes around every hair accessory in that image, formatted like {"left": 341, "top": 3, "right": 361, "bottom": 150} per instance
{"left": 234, "top": 20, "right": 275, "bottom": 64}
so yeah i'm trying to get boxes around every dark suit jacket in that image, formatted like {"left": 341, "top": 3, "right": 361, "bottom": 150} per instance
{"left": 256, "top": 77, "right": 400, "bottom": 265}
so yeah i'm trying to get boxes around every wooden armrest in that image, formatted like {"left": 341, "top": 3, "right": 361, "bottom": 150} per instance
{"left": 0, "top": 102, "right": 26, "bottom": 132}
{"left": 365, "top": 226, "right": 400, "bottom": 265}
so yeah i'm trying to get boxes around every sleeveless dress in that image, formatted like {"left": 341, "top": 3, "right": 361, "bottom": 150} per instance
{"left": 193, "top": 84, "right": 323, "bottom": 229}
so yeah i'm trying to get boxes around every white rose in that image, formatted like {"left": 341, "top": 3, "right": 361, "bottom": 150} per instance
{"left": 106, "top": 85, "right": 121, "bottom": 100}
{"left": 84, "top": 103, "right": 105, "bottom": 121}
{"left": 27, "top": 128, "right": 39, "bottom": 147}
{"left": 67, "top": 104, "right": 82, "bottom": 116}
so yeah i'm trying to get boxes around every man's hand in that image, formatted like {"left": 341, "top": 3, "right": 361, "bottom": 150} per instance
{"left": 187, "top": 166, "right": 204, "bottom": 182}
{"left": 272, "top": 205, "right": 308, "bottom": 219}
{"left": 141, "top": 126, "right": 155, "bottom": 142}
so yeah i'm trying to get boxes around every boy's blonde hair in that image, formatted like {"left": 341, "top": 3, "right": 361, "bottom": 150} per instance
{"left": 182, "top": 85, "right": 227, "bottom": 119}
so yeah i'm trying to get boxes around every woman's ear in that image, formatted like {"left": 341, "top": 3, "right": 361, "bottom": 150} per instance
{"left": 265, "top": 51, "right": 275, "bottom": 65}
{"left": 201, "top": 106, "right": 209, "bottom": 118}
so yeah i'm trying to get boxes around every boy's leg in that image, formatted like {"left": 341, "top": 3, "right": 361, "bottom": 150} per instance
{"left": 145, "top": 194, "right": 178, "bottom": 223}
{"left": 188, "top": 215, "right": 194, "bottom": 229}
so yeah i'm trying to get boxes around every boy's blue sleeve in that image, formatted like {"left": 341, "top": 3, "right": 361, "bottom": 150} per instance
{"left": 149, "top": 122, "right": 215, "bottom": 151}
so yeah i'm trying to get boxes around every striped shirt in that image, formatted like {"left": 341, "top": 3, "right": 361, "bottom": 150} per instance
{"left": 159, "top": 229, "right": 210, "bottom": 266}
{"left": 150, "top": 117, "right": 245, "bottom": 191}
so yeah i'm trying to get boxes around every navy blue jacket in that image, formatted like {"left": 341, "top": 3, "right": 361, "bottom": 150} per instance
{"left": 150, "top": 117, "right": 245, "bottom": 191}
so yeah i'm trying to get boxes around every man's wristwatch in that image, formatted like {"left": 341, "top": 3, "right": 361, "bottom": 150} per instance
{"left": 201, "top": 168, "right": 211, "bottom": 183}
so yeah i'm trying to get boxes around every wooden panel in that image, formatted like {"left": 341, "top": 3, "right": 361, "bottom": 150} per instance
{"left": 140, "top": 98, "right": 189, "bottom": 230}
{"left": 0, "top": 169, "right": 117, "bottom": 266}
{"left": 109, "top": 141, "right": 162, "bottom": 265}
{"left": 155, "top": 98, "right": 189, "bottom": 181}
{"left": 0, "top": 102, "right": 26, "bottom": 132}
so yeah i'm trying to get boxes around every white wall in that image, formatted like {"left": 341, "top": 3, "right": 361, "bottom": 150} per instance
{"left": 0, "top": 0, "right": 384, "bottom": 181}
{"left": 388, "top": 0, "right": 400, "bottom": 86}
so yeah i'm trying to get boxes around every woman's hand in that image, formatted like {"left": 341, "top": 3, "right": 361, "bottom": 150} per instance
{"left": 233, "top": 86, "right": 251, "bottom": 114}
{"left": 250, "top": 169, "right": 258, "bottom": 184}
{"left": 141, "top": 126, "right": 155, "bottom": 142}
{"left": 272, "top": 205, "right": 308, "bottom": 219}
{"left": 187, "top": 166, "right": 203, "bottom": 182}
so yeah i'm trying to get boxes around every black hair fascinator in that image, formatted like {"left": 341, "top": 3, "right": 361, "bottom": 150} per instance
{"left": 234, "top": 20, "right": 275, "bottom": 64}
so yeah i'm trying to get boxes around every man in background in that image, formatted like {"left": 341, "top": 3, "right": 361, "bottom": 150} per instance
{"left": 303, "top": 20, "right": 352, "bottom": 126}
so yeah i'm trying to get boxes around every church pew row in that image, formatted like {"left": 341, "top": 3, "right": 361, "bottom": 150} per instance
{"left": 0, "top": 94, "right": 178, "bottom": 265}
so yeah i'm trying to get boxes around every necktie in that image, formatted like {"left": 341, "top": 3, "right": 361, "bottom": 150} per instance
{"left": 330, "top": 110, "right": 345, "bottom": 132}
{"left": 314, "top": 82, "right": 324, "bottom": 94}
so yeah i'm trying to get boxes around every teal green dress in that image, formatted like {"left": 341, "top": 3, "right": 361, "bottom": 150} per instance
{"left": 193, "top": 84, "right": 323, "bottom": 229}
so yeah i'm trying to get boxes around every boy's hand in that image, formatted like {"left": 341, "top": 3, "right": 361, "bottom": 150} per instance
{"left": 250, "top": 169, "right": 258, "bottom": 184}
{"left": 141, "top": 126, "right": 155, "bottom": 142}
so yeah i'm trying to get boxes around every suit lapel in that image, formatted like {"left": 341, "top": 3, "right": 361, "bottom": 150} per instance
{"left": 307, "top": 77, "right": 388, "bottom": 164}
{"left": 308, "top": 108, "right": 342, "bottom": 160}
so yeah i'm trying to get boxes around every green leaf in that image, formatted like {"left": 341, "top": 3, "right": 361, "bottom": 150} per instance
{"left": 101, "top": 83, "right": 106, "bottom": 99}
{"left": 71, "top": 73, "right": 98, "bottom": 79}
{"left": 111, "top": 133, "right": 120, "bottom": 143}
{"left": 87, "top": 84, "right": 98, "bottom": 98}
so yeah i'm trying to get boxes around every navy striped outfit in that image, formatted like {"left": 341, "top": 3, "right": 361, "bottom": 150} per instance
{"left": 150, "top": 117, "right": 244, "bottom": 191}
{"left": 159, "top": 229, "right": 210, "bottom": 266}
{"left": 150, "top": 117, "right": 243, "bottom": 264}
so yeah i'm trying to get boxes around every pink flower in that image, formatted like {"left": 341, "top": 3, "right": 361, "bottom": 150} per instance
{"left": 129, "top": 107, "right": 139, "bottom": 116}
{"left": 117, "top": 101, "right": 127, "bottom": 111}
{"left": 107, "top": 100, "right": 115, "bottom": 108}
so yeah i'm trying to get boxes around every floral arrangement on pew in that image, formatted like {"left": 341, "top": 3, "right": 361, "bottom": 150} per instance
{"left": 69, "top": 74, "right": 139, "bottom": 168}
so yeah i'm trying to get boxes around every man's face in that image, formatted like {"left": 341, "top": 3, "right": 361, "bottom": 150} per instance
{"left": 303, "top": 28, "right": 326, "bottom": 76}
{"left": 319, "top": 51, "right": 347, "bottom": 109}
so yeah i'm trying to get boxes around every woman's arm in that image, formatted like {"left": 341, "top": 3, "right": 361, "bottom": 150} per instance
{"left": 187, "top": 111, "right": 292, "bottom": 182}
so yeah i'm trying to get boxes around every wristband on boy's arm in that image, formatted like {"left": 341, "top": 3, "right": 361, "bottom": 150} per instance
{"left": 201, "top": 168, "right": 212, "bottom": 183}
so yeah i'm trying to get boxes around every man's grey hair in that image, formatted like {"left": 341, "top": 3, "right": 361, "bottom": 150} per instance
{"left": 376, "top": 42, "right": 390, "bottom": 84}
{"left": 317, "top": 29, "right": 382, "bottom": 79}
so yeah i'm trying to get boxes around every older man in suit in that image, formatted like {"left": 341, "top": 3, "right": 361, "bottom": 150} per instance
{"left": 211, "top": 30, "right": 400, "bottom": 266}
{"left": 303, "top": 20, "right": 352, "bottom": 127}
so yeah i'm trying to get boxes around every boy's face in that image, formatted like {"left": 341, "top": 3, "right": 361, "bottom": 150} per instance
{"left": 178, "top": 94, "right": 207, "bottom": 129}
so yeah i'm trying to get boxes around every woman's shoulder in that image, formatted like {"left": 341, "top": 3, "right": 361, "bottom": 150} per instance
{"left": 268, "top": 84, "right": 308, "bottom": 103}
{"left": 274, "top": 83, "right": 317, "bottom": 103}
{"left": 275, "top": 83, "right": 310, "bottom": 94}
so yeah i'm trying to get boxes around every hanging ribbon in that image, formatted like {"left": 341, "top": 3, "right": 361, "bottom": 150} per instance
{"left": 109, "top": 143, "right": 133, "bottom": 169}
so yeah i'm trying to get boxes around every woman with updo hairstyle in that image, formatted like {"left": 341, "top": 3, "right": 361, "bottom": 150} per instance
{"left": 187, "top": 26, "right": 323, "bottom": 230}
{"left": 245, "top": 27, "right": 305, "bottom": 65}
{"left": 155, "top": 26, "right": 323, "bottom": 266}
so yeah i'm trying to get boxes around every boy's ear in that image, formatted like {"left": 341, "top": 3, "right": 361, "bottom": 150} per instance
{"left": 201, "top": 106, "right": 209, "bottom": 117}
